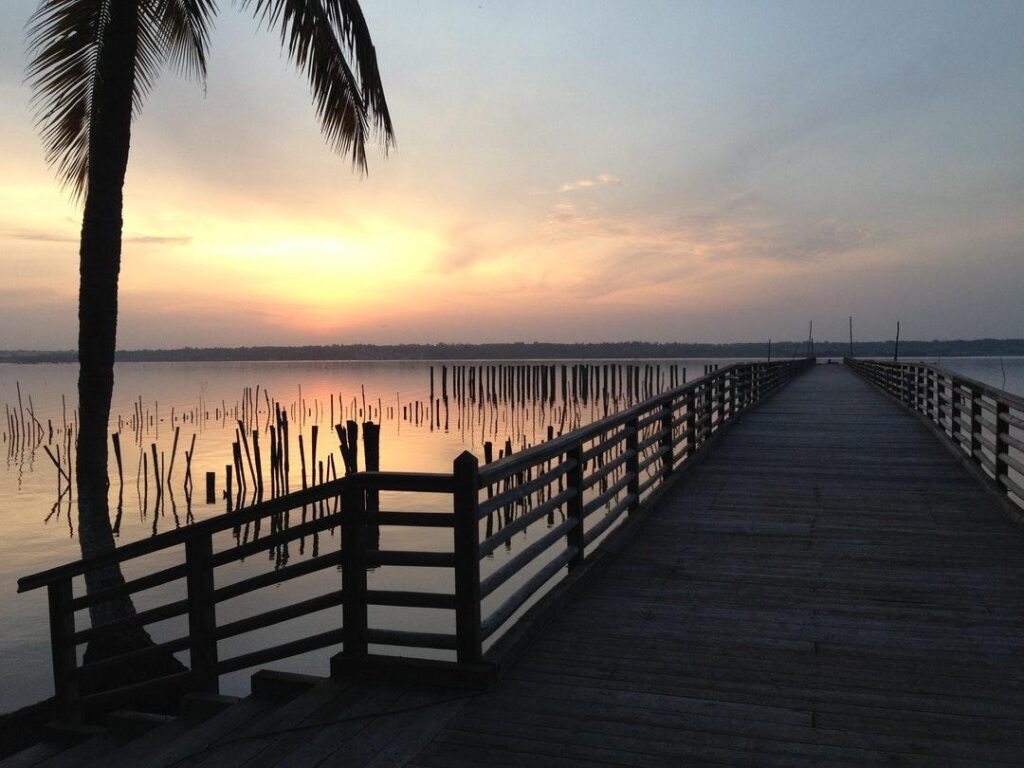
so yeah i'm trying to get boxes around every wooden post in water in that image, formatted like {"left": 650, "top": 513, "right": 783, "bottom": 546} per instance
{"left": 252, "top": 430, "right": 264, "bottom": 496}
{"left": 311, "top": 426, "right": 319, "bottom": 485}
{"left": 205, "top": 471, "right": 215, "bottom": 504}
{"left": 453, "top": 451, "right": 483, "bottom": 664}
{"left": 151, "top": 444, "right": 162, "bottom": 503}
{"left": 111, "top": 432, "right": 123, "bottom": 493}
{"left": 894, "top": 321, "right": 901, "bottom": 362}
{"left": 167, "top": 426, "right": 180, "bottom": 485}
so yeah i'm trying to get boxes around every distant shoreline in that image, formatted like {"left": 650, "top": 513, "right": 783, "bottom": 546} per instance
{"left": 2, "top": 339, "right": 1023, "bottom": 363}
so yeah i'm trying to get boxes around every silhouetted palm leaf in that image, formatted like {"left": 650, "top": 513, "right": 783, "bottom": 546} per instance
{"left": 242, "top": 0, "right": 395, "bottom": 171}
{"left": 28, "top": 0, "right": 391, "bottom": 196}
{"left": 27, "top": 0, "right": 107, "bottom": 196}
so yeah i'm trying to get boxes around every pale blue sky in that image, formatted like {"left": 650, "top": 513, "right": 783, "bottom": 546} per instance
{"left": 0, "top": 1, "right": 1021, "bottom": 348}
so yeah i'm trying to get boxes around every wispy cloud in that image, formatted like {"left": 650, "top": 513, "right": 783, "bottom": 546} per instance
{"left": 3, "top": 228, "right": 76, "bottom": 244}
{"left": 2, "top": 228, "right": 191, "bottom": 247}
{"left": 559, "top": 173, "right": 622, "bottom": 193}
{"left": 125, "top": 234, "right": 193, "bottom": 246}
{"left": 538, "top": 196, "right": 885, "bottom": 303}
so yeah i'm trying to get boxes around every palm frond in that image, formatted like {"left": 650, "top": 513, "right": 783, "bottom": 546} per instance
{"left": 155, "top": 0, "right": 217, "bottom": 83}
{"left": 27, "top": 0, "right": 112, "bottom": 197}
{"left": 321, "top": 0, "right": 393, "bottom": 140}
{"left": 241, "top": 0, "right": 394, "bottom": 172}
{"left": 28, "top": 0, "right": 216, "bottom": 199}
{"left": 134, "top": 0, "right": 217, "bottom": 116}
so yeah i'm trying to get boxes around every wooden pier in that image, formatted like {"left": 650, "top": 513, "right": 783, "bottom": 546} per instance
{"left": 7, "top": 361, "right": 1024, "bottom": 767}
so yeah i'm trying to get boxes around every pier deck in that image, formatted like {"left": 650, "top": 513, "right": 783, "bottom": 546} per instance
{"left": 8, "top": 364, "right": 1024, "bottom": 767}
{"left": 397, "top": 364, "right": 1024, "bottom": 767}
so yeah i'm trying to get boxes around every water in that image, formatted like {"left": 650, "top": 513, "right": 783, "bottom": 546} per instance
{"left": 905, "top": 356, "right": 1024, "bottom": 397}
{"left": 0, "top": 357, "right": 742, "bottom": 712}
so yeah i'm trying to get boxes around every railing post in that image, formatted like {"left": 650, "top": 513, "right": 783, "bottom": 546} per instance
{"left": 685, "top": 388, "right": 697, "bottom": 459}
{"left": 705, "top": 378, "right": 715, "bottom": 435}
{"left": 995, "top": 401, "right": 1009, "bottom": 490}
{"left": 928, "top": 368, "right": 937, "bottom": 422}
{"left": 47, "top": 578, "right": 78, "bottom": 719}
{"left": 715, "top": 374, "right": 726, "bottom": 431}
{"left": 364, "top": 422, "right": 381, "bottom": 549}
{"left": 950, "top": 379, "right": 962, "bottom": 445}
{"left": 185, "top": 532, "right": 219, "bottom": 693}
{"left": 342, "top": 480, "right": 368, "bottom": 658}
{"left": 916, "top": 366, "right": 925, "bottom": 414}
{"left": 970, "top": 388, "right": 983, "bottom": 466}
{"left": 660, "top": 399, "right": 674, "bottom": 477}
{"left": 566, "top": 444, "right": 585, "bottom": 569}
{"left": 727, "top": 371, "right": 736, "bottom": 421}
{"left": 452, "top": 452, "right": 483, "bottom": 664}
{"left": 626, "top": 416, "right": 640, "bottom": 513}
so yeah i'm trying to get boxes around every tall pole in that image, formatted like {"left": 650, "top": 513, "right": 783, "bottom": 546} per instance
{"left": 894, "top": 321, "right": 900, "bottom": 362}
{"left": 849, "top": 316, "right": 853, "bottom": 358}
{"left": 767, "top": 338, "right": 772, "bottom": 363}
{"left": 807, "top": 321, "right": 813, "bottom": 358}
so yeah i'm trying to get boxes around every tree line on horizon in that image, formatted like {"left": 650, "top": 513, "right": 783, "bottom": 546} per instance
{"left": 3, "top": 338, "right": 1024, "bottom": 363}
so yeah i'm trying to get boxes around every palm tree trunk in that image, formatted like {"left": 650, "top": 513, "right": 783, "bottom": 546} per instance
{"left": 74, "top": 2, "right": 188, "bottom": 702}
{"left": 77, "top": 0, "right": 138, "bottom": 631}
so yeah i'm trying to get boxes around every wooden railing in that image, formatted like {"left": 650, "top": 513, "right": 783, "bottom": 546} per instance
{"left": 19, "top": 358, "right": 814, "bottom": 718}
{"left": 846, "top": 358, "right": 1024, "bottom": 510}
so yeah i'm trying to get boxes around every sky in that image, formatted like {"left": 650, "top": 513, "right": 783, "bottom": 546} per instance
{"left": 0, "top": 0, "right": 1022, "bottom": 349}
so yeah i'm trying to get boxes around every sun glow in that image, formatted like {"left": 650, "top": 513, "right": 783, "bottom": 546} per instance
{"left": 140, "top": 210, "right": 448, "bottom": 322}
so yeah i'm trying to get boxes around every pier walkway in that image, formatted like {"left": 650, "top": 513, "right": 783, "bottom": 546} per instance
{"left": 8, "top": 364, "right": 1024, "bottom": 767}
{"left": 398, "top": 364, "right": 1024, "bottom": 767}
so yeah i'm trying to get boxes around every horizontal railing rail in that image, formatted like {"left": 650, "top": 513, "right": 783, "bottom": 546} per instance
{"left": 18, "top": 470, "right": 461, "bottom": 718}
{"left": 20, "top": 358, "right": 815, "bottom": 719}
{"left": 846, "top": 358, "right": 1024, "bottom": 510}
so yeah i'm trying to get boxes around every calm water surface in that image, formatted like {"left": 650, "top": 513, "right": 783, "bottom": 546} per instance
{"left": 906, "top": 356, "right": 1024, "bottom": 396}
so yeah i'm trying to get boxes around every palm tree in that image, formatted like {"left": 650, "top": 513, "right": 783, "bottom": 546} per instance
{"left": 27, "top": 0, "right": 393, "bottom": 661}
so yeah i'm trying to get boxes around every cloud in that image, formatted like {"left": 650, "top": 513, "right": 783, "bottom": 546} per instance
{"left": 540, "top": 195, "right": 885, "bottom": 303}
{"left": 2, "top": 228, "right": 191, "bottom": 247}
{"left": 559, "top": 173, "right": 622, "bottom": 193}
{"left": 3, "top": 229, "right": 76, "bottom": 244}
{"left": 124, "top": 234, "right": 193, "bottom": 246}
